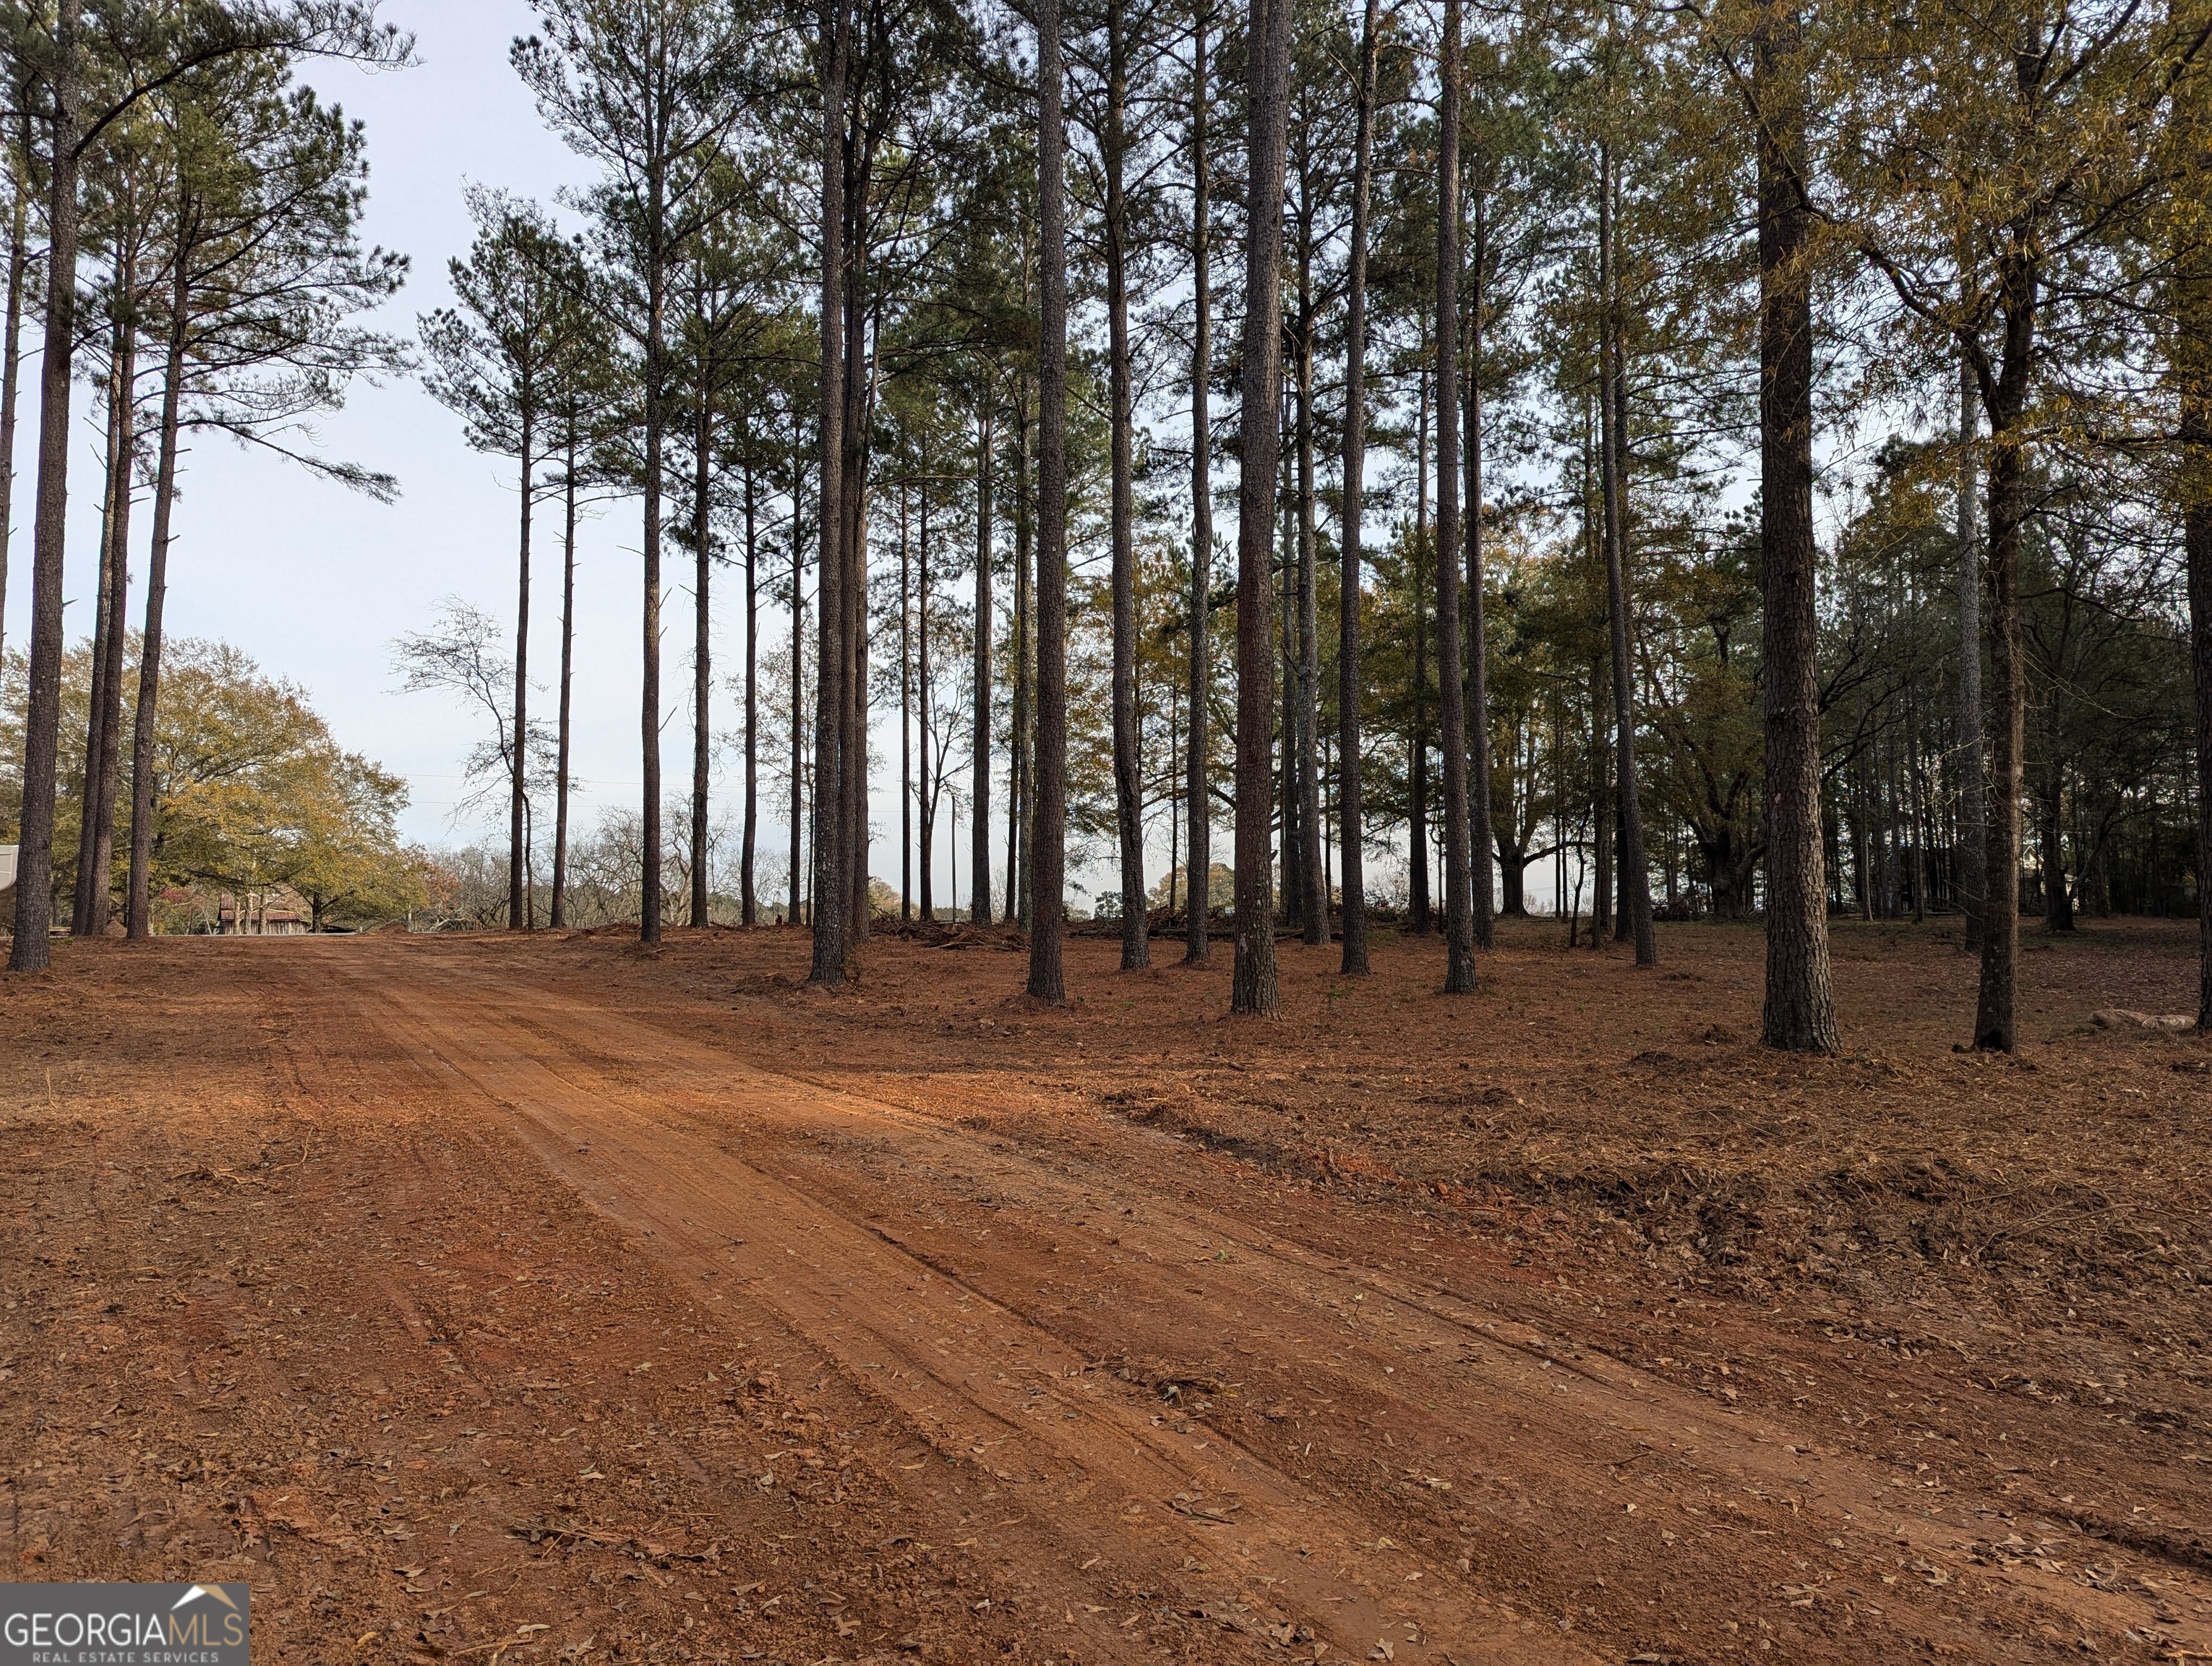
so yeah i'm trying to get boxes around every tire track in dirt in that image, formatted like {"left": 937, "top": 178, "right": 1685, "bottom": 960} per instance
{"left": 294, "top": 941, "right": 2205, "bottom": 1662}
{"left": 309, "top": 948, "right": 1588, "bottom": 1663}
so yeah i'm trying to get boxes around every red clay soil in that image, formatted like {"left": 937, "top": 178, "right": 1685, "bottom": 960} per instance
{"left": 1, "top": 915, "right": 2208, "bottom": 1666}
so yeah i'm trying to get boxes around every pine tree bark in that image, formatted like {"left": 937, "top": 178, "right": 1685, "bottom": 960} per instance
{"left": 1465, "top": 188, "right": 1494, "bottom": 952}
{"left": 1185, "top": 9, "right": 1212, "bottom": 962}
{"left": 901, "top": 493, "right": 913, "bottom": 919}
{"left": 1592, "top": 659, "right": 1612, "bottom": 943}
{"left": 1955, "top": 359, "right": 1984, "bottom": 951}
{"left": 0, "top": 138, "right": 25, "bottom": 665}
{"left": 1029, "top": 0, "right": 1071, "bottom": 1001}
{"left": 1433, "top": 0, "right": 1476, "bottom": 995}
{"left": 640, "top": 150, "right": 669, "bottom": 944}
{"left": 1597, "top": 138, "right": 1655, "bottom": 967}
{"left": 1012, "top": 381, "right": 1032, "bottom": 929}
{"left": 742, "top": 463, "right": 759, "bottom": 926}
{"left": 1337, "top": 0, "right": 1377, "bottom": 976}
{"left": 919, "top": 492, "right": 935, "bottom": 923}
{"left": 1230, "top": 0, "right": 1293, "bottom": 1015}
{"left": 808, "top": 0, "right": 851, "bottom": 981}
{"left": 74, "top": 351, "right": 117, "bottom": 936}
{"left": 77, "top": 321, "right": 135, "bottom": 938}
{"left": 7, "top": 0, "right": 81, "bottom": 970}
{"left": 1293, "top": 189, "right": 1326, "bottom": 947}
{"left": 554, "top": 416, "right": 580, "bottom": 928}
{"left": 1105, "top": 0, "right": 1146, "bottom": 967}
{"left": 841, "top": 283, "right": 871, "bottom": 943}
{"left": 513, "top": 395, "right": 536, "bottom": 929}
{"left": 789, "top": 458, "right": 807, "bottom": 926}
{"left": 1754, "top": 12, "right": 1838, "bottom": 1052}
{"left": 690, "top": 356, "right": 712, "bottom": 929}
{"left": 126, "top": 261, "right": 189, "bottom": 940}
{"left": 1277, "top": 448, "right": 1302, "bottom": 928}
{"left": 1410, "top": 360, "right": 1432, "bottom": 936}
{"left": 1970, "top": 242, "right": 2036, "bottom": 1051}
{"left": 2182, "top": 49, "right": 2212, "bottom": 1028}
{"left": 973, "top": 399, "right": 993, "bottom": 921}
{"left": 2190, "top": 367, "right": 2212, "bottom": 1028}
{"left": 91, "top": 395, "right": 132, "bottom": 918}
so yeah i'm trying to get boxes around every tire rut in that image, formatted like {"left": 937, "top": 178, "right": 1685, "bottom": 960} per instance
{"left": 288, "top": 942, "right": 2206, "bottom": 1662}
{"left": 317, "top": 951, "right": 1590, "bottom": 1664}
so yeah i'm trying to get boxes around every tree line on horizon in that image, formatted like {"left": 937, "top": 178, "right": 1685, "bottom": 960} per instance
{"left": 2, "top": 0, "right": 2211, "bottom": 1059}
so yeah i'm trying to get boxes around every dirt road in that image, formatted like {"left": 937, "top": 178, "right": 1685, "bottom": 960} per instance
{"left": 4, "top": 922, "right": 2208, "bottom": 1664}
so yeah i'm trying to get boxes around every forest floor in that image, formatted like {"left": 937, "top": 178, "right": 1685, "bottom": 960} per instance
{"left": 1, "top": 915, "right": 2208, "bottom": 1666}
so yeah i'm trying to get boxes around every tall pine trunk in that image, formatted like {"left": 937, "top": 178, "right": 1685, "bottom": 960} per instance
{"left": 640, "top": 148, "right": 669, "bottom": 944}
{"left": 901, "top": 505, "right": 914, "bottom": 918}
{"left": 1012, "top": 383, "right": 1032, "bottom": 929}
{"left": 840, "top": 288, "right": 870, "bottom": 941}
{"left": 2182, "top": 44, "right": 2212, "bottom": 1027}
{"left": 789, "top": 458, "right": 807, "bottom": 926}
{"left": 972, "top": 399, "right": 993, "bottom": 921}
{"left": 690, "top": 358, "right": 712, "bottom": 928}
{"left": 1433, "top": 0, "right": 1475, "bottom": 995}
{"left": 919, "top": 492, "right": 934, "bottom": 922}
{"left": 1184, "top": 9, "right": 1212, "bottom": 964}
{"left": 512, "top": 398, "right": 536, "bottom": 929}
{"left": 2191, "top": 351, "right": 2212, "bottom": 1026}
{"left": 1105, "top": 0, "right": 1146, "bottom": 967}
{"left": 1029, "top": 0, "right": 1071, "bottom": 1001}
{"left": 1293, "top": 188, "right": 1325, "bottom": 947}
{"left": 1972, "top": 244, "right": 2036, "bottom": 1051}
{"left": 1410, "top": 360, "right": 1431, "bottom": 935}
{"left": 1955, "top": 357, "right": 1984, "bottom": 950}
{"left": 553, "top": 416, "right": 579, "bottom": 928}
{"left": 7, "top": 0, "right": 81, "bottom": 973}
{"left": 1277, "top": 444, "right": 1301, "bottom": 928}
{"left": 1282, "top": 442, "right": 1292, "bottom": 929}
{"left": 1754, "top": 13, "right": 1838, "bottom": 1051}
{"left": 808, "top": 0, "right": 852, "bottom": 982}
{"left": 1465, "top": 188, "right": 1493, "bottom": 952}
{"left": 1231, "top": 0, "right": 1293, "bottom": 1015}
{"left": 126, "top": 260, "right": 189, "bottom": 940}
{"left": 1598, "top": 137, "right": 1655, "bottom": 966}
{"left": 77, "top": 320, "right": 135, "bottom": 937}
{"left": 72, "top": 343, "right": 125, "bottom": 929}
{"left": 0, "top": 138, "right": 25, "bottom": 663}
{"left": 1337, "top": 0, "right": 1377, "bottom": 975}
{"left": 742, "top": 463, "right": 759, "bottom": 926}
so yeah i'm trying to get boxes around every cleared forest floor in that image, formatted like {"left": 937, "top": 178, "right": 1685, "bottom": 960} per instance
{"left": 1, "top": 914, "right": 2206, "bottom": 1665}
